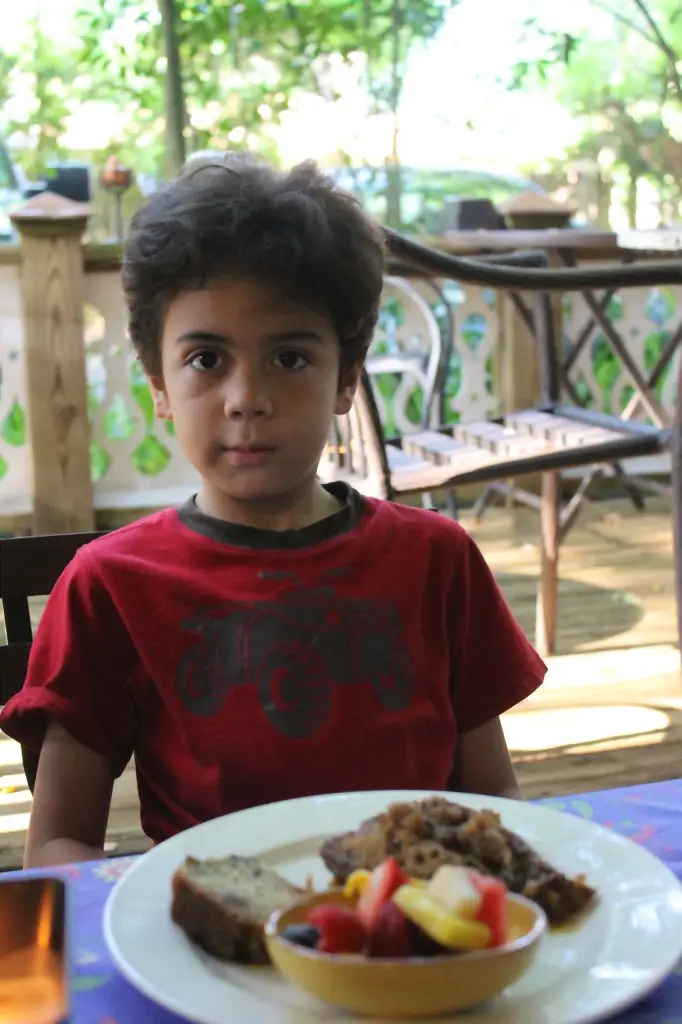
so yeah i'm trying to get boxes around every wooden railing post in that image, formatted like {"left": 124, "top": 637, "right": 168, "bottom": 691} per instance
{"left": 495, "top": 264, "right": 564, "bottom": 415}
{"left": 10, "top": 192, "right": 95, "bottom": 533}
{"left": 495, "top": 291, "right": 542, "bottom": 414}
{"left": 494, "top": 281, "right": 564, "bottom": 509}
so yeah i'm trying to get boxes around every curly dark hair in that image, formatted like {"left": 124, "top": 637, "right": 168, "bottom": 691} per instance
{"left": 122, "top": 154, "right": 386, "bottom": 377}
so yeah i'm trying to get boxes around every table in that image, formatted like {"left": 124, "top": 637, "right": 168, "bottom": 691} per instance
{"left": 7, "top": 779, "right": 682, "bottom": 1024}
{"left": 617, "top": 229, "right": 682, "bottom": 253}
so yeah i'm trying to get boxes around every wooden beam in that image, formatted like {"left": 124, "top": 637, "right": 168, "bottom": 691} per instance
{"left": 11, "top": 192, "right": 95, "bottom": 533}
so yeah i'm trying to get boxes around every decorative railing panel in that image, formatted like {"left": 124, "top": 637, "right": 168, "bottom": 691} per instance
{"left": 563, "top": 282, "right": 679, "bottom": 424}
{"left": 368, "top": 277, "right": 499, "bottom": 436}
{"left": 83, "top": 271, "right": 199, "bottom": 510}
{"left": 0, "top": 254, "right": 676, "bottom": 520}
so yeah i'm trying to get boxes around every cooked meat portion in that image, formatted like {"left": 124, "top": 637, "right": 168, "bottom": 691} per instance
{"left": 171, "top": 854, "right": 302, "bottom": 964}
{"left": 320, "top": 797, "right": 595, "bottom": 925}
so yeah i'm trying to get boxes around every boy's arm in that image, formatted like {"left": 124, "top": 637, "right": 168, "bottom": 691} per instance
{"left": 25, "top": 721, "right": 115, "bottom": 867}
{"left": 445, "top": 528, "right": 546, "bottom": 801}
{"left": 451, "top": 717, "right": 521, "bottom": 800}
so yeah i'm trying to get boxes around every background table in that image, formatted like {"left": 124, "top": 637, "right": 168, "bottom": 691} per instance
{"left": 7, "top": 779, "right": 682, "bottom": 1024}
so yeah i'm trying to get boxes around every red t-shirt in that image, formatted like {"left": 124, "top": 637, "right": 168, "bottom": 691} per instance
{"left": 0, "top": 484, "right": 545, "bottom": 843}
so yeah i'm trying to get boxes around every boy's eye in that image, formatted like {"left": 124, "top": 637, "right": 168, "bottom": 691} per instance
{"left": 190, "top": 350, "right": 223, "bottom": 372}
{"left": 276, "top": 351, "right": 309, "bottom": 371}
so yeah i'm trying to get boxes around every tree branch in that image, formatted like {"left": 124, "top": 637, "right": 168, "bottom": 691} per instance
{"left": 590, "top": 0, "right": 682, "bottom": 105}
{"left": 158, "top": 0, "right": 187, "bottom": 174}
{"left": 591, "top": 0, "right": 656, "bottom": 41}
{"left": 629, "top": 0, "right": 682, "bottom": 102}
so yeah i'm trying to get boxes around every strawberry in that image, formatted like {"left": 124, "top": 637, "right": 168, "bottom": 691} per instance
{"left": 469, "top": 871, "right": 508, "bottom": 947}
{"left": 307, "top": 904, "right": 367, "bottom": 954}
{"left": 356, "top": 857, "right": 408, "bottom": 930}
{"left": 367, "top": 900, "right": 412, "bottom": 958}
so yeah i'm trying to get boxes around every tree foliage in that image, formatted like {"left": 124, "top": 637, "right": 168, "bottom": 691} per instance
{"left": 0, "top": 0, "right": 454, "bottom": 230}
{"left": 0, "top": 22, "right": 76, "bottom": 179}
{"left": 72, "top": 0, "right": 455, "bottom": 178}
{"left": 0, "top": 52, "right": 18, "bottom": 111}
{"left": 512, "top": 0, "right": 682, "bottom": 223}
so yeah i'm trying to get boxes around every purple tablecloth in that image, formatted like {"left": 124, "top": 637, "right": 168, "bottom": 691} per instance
{"left": 7, "top": 780, "right": 682, "bottom": 1024}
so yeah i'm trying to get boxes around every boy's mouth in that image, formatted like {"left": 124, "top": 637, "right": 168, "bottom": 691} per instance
{"left": 223, "top": 444, "right": 277, "bottom": 468}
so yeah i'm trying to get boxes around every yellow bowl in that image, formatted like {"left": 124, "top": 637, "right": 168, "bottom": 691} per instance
{"left": 265, "top": 889, "right": 546, "bottom": 1019}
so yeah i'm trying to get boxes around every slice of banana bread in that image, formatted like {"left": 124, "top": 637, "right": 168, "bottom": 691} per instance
{"left": 171, "top": 854, "right": 302, "bottom": 964}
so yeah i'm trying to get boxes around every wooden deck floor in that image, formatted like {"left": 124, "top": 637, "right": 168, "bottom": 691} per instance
{"left": 0, "top": 496, "right": 678, "bottom": 869}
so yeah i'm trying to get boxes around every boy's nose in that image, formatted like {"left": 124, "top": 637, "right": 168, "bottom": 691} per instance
{"left": 223, "top": 365, "right": 273, "bottom": 420}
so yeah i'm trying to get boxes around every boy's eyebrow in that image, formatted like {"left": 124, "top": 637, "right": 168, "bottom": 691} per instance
{"left": 175, "top": 330, "right": 228, "bottom": 345}
{"left": 264, "top": 329, "right": 324, "bottom": 344}
{"left": 175, "top": 329, "right": 324, "bottom": 345}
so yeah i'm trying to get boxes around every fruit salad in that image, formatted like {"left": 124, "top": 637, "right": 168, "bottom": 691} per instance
{"left": 281, "top": 858, "right": 509, "bottom": 958}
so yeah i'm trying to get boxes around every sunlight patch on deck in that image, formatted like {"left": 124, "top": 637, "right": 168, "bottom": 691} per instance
{"left": 0, "top": 736, "right": 23, "bottom": 770}
{"left": 503, "top": 705, "right": 670, "bottom": 753}
{"left": 0, "top": 775, "right": 31, "bottom": 808}
{"left": 542, "top": 645, "right": 680, "bottom": 690}
{"left": 0, "top": 810, "right": 31, "bottom": 834}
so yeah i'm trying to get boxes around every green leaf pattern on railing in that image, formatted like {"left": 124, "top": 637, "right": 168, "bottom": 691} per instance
{"left": 606, "top": 293, "right": 624, "bottom": 323}
{"left": 645, "top": 288, "right": 675, "bottom": 327}
{"left": 462, "top": 312, "right": 487, "bottom": 353}
{"left": 90, "top": 441, "right": 111, "bottom": 483}
{"left": 0, "top": 398, "right": 25, "bottom": 446}
{"left": 128, "top": 360, "right": 171, "bottom": 476}
{"left": 0, "top": 352, "right": 27, "bottom": 484}
{"left": 369, "top": 282, "right": 496, "bottom": 433}
{"left": 82, "top": 307, "right": 173, "bottom": 480}
{"left": 131, "top": 433, "right": 171, "bottom": 475}
{"left": 564, "top": 286, "right": 677, "bottom": 421}
{"left": 591, "top": 336, "right": 621, "bottom": 413}
{"left": 103, "top": 393, "right": 136, "bottom": 441}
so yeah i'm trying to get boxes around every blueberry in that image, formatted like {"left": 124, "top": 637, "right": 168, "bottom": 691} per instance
{"left": 407, "top": 921, "right": 449, "bottom": 958}
{"left": 281, "top": 923, "right": 321, "bottom": 949}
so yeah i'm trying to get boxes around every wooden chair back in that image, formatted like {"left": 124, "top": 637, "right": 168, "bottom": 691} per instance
{"left": 320, "top": 367, "right": 394, "bottom": 499}
{"left": 0, "top": 532, "right": 105, "bottom": 703}
{"left": 320, "top": 250, "right": 562, "bottom": 500}
{"left": 0, "top": 532, "right": 105, "bottom": 791}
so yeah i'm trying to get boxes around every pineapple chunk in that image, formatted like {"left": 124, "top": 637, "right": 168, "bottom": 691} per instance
{"left": 428, "top": 865, "right": 482, "bottom": 919}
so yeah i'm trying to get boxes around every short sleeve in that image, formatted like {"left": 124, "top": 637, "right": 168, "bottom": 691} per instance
{"left": 0, "top": 547, "right": 137, "bottom": 776}
{"left": 449, "top": 532, "right": 547, "bottom": 735}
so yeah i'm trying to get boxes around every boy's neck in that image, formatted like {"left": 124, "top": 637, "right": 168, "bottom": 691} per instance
{"left": 195, "top": 478, "right": 343, "bottom": 532}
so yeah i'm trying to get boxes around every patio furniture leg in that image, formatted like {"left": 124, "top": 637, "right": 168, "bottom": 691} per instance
{"left": 445, "top": 488, "right": 458, "bottom": 520}
{"left": 559, "top": 467, "right": 600, "bottom": 542}
{"left": 536, "top": 470, "right": 560, "bottom": 658}
{"left": 611, "top": 461, "right": 646, "bottom": 511}
{"left": 472, "top": 483, "right": 499, "bottom": 523}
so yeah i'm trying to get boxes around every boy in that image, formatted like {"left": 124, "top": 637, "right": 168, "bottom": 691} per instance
{"left": 0, "top": 155, "right": 546, "bottom": 868}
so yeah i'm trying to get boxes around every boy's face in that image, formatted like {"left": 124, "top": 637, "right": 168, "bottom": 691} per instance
{"left": 150, "top": 278, "right": 358, "bottom": 517}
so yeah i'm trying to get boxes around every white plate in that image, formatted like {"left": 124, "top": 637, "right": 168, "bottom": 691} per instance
{"left": 104, "top": 790, "right": 682, "bottom": 1024}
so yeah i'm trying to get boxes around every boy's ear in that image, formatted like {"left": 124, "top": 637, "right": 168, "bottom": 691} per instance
{"left": 148, "top": 375, "right": 173, "bottom": 421}
{"left": 335, "top": 362, "right": 362, "bottom": 417}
